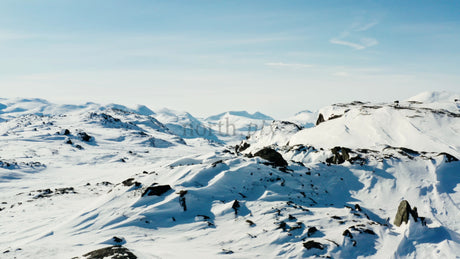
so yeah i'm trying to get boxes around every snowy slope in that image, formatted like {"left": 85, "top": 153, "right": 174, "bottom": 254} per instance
{"left": 286, "top": 110, "right": 317, "bottom": 128}
{"left": 288, "top": 98, "right": 460, "bottom": 157}
{"left": 1, "top": 92, "right": 460, "bottom": 259}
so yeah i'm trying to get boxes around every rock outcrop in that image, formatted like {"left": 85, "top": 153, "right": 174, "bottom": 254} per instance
{"left": 141, "top": 184, "right": 172, "bottom": 197}
{"left": 253, "top": 148, "right": 288, "bottom": 167}
{"left": 394, "top": 200, "right": 424, "bottom": 227}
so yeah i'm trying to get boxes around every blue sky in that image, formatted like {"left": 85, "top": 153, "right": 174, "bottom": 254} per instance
{"left": 1, "top": 1, "right": 459, "bottom": 118}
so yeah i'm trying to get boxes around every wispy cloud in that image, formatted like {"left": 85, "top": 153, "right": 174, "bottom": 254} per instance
{"left": 265, "top": 62, "right": 313, "bottom": 69}
{"left": 330, "top": 39, "right": 366, "bottom": 50}
{"left": 353, "top": 21, "right": 379, "bottom": 32}
{"left": 330, "top": 19, "right": 379, "bottom": 50}
{"left": 330, "top": 37, "right": 378, "bottom": 50}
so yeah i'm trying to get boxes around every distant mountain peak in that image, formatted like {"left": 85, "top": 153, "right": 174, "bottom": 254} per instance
{"left": 207, "top": 111, "right": 273, "bottom": 121}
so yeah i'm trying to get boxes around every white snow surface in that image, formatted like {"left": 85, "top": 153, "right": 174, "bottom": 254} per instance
{"left": 1, "top": 92, "right": 460, "bottom": 259}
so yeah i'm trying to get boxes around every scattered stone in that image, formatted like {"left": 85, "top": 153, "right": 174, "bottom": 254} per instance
{"left": 303, "top": 241, "right": 324, "bottom": 250}
{"left": 288, "top": 214, "right": 296, "bottom": 221}
{"left": 221, "top": 249, "right": 234, "bottom": 254}
{"left": 78, "top": 132, "right": 93, "bottom": 142}
{"left": 141, "top": 184, "right": 172, "bottom": 197}
{"left": 277, "top": 221, "right": 288, "bottom": 231}
{"left": 112, "top": 236, "right": 124, "bottom": 243}
{"left": 236, "top": 142, "right": 250, "bottom": 153}
{"left": 122, "top": 178, "right": 135, "bottom": 186}
{"left": 342, "top": 229, "right": 353, "bottom": 238}
{"left": 289, "top": 223, "right": 303, "bottom": 232}
{"left": 253, "top": 148, "right": 288, "bottom": 167}
{"left": 179, "top": 190, "right": 187, "bottom": 211}
{"left": 65, "top": 138, "right": 73, "bottom": 145}
{"left": 75, "top": 144, "right": 84, "bottom": 150}
{"left": 211, "top": 160, "right": 223, "bottom": 167}
{"left": 326, "top": 147, "right": 351, "bottom": 164}
{"left": 55, "top": 187, "right": 75, "bottom": 194}
{"left": 246, "top": 220, "right": 255, "bottom": 226}
{"left": 232, "top": 200, "right": 240, "bottom": 215}
{"left": 83, "top": 245, "right": 137, "bottom": 259}
{"left": 62, "top": 129, "right": 71, "bottom": 135}
{"left": 354, "top": 204, "right": 362, "bottom": 212}
{"left": 307, "top": 226, "right": 318, "bottom": 237}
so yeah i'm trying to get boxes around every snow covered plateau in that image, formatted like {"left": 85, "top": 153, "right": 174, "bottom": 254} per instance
{"left": 1, "top": 91, "right": 459, "bottom": 259}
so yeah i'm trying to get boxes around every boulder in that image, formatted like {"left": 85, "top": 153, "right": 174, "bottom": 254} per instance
{"left": 141, "top": 184, "right": 172, "bottom": 197}
{"left": 78, "top": 132, "right": 93, "bottom": 142}
{"left": 303, "top": 240, "right": 324, "bottom": 250}
{"left": 83, "top": 245, "right": 137, "bottom": 259}
{"left": 253, "top": 148, "right": 288, "bottom": 167}
{"left": 394, "top": 200, "right": 422, "bottom": 226}
{"left": 394, "top": 200, "right": 411, "bottom": 226}
{"left": 326, "top": 147, "right": 351, "bottom": 164}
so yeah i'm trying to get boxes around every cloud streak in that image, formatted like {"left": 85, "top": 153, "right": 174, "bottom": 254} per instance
{"left": 330, "top": 19, "right": 379, "bottom": 50}
{"left": 330, "top": 37, "right": 378, "bottom": 50}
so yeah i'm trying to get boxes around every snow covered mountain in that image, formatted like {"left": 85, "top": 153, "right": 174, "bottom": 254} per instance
{"left": 205, "top": 111, "right": 274, "bottom": 142}
{"left": 153, "top": 108, "right": 222, "bottom": 144}
{"left": 1, "top": 92, "right": 460, "bottom": 259}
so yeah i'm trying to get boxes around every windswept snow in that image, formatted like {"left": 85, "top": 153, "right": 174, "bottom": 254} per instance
{"left": 1, "top": 92, "right": 460, "bottom": 259}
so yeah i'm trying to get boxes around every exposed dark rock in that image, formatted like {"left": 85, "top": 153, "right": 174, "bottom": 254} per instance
{"left": 288, "top": 214, "right": 296, "bottom": 221}
{"left": 232, "top": 199, "right": 240, "bottom": 215}
{"left": 179, "top": 190, "right": 187, "bottom": 211}
{"left": 55, "top": 187, "right": 75, "bottom": 194}
{"left": 62, "top": 129, "right": 70, "bottom": 135}
{"left": 394, "top": 200, "right": 423, "bottom": 226}
{"left": 354, "top": 204, "right": 362, "bottom": 212}
{"left": 246, "top": 219, "right": 255, "bottom": 226}
{"left": 75, "top": 144, "right": 84, "bottom": 150}
{"left": 362, "top": 229, "right": 376, "bottom": 235}
{"left": 83, "top": 245, "right": 137, "bottom": 259}
{"left": 253, "top": 148, "right": 288, "bottom": 167}
{"left": 78, "top": 132, "right": 93, "bottom": 142}
{"left": 394, "top": 200, "right": 411, "bottom": 226}
{"left": 303, "top": 240, "right": 324, "bottom": 250}
{"left": 277, "top": 221, "right": 288, "bottom": 231}
{"left": 326, "top": 147, "right": 351, "bottom": 164}
{"left": 65, "top": 138, "right": 73, "bottom": 145}
{"left": 122, "top": 178, "right": 135, "bottom": 186}
{"left": 328, "top": 114, "right": 343, "bottom": 120}
{"left": 289, "top": 222, "right": 303, "bottom": 232}
{"left": 221, "top": 249, "right": 234, "bottom": 254}
{"left": 307, "top": 226, "right": 318, "bottom": 237}
{"left": 236, "top": 142, "right": 250, "bottom": 153}
{"left": 211, "top": 160, "right": 223, "bottom": 167}
{"left": 316, "top": 113, "right": 325, "bottom": 125}
{"left": 141, "top": 184, "right": 172, "bottom": 197}
{"left": 112, "top": 236, "right": 124, "bottom": 243}
{"left": 342, "top": 229, "right": 353, "bottom": 238}
{"left": 439, "top": 152, "right": 459, "bottom": 163}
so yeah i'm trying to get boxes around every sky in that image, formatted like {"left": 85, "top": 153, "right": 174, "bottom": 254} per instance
{"left": 0, "top": 0, "right": 459, "bottom": 119}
